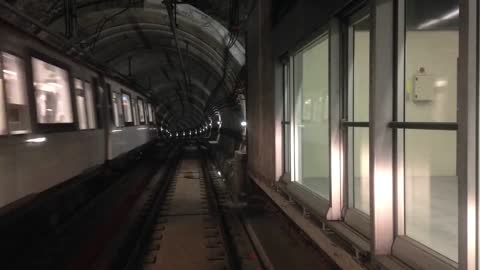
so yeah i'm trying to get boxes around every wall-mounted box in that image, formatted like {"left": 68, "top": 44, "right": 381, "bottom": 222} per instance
{"left": 413, "top": 73, "right": 434, "bottom": 101}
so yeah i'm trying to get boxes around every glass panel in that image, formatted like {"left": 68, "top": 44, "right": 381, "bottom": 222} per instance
{"left": 122, "top": 93, "right": 133, "bottom": 123}
{"left": 75, "top": 79, "right": 88, "bottom": 130}
{"left": 351, "top": 127, "right": 370, "bottom": 214}
{"left": 404, "top": 129, "right": 457, "bottom": 261}
{"left": 84, "top": 82, "right": 96, "bottom": 129}
{"left": 293, "top": 36, "right": 330, "bottom": 199}
{"left": 138, "top": 99, "right": 145, "bottom": 123}
{"left": 405, "top": 0, "right": 458, "bottom": 122}
{"left": 2, "top": 53, "right": 30, "bottom": 134}
{"left": 111, "top": 92, "right": 121, "bottom": 127}
{"left": 32, "top": 57, "right": 73, "bottom": 124}
{"left": 352, "top": 16, "right": 370, "bottom": 122}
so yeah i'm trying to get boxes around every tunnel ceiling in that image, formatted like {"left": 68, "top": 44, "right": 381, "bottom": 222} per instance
{"left": 2, "top": 0, "right": 253, "bottom": 130}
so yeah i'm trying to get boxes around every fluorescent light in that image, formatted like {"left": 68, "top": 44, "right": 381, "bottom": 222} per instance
{"left": 26, "top": 137, "right": 46, "bottom": 143}
{"left": 418, "top": 8, "right": 459, "bottom": 30}
{"left": 137, "top": 127, "right": 148, "bottom": 130}
{"left": 111, "top": 129, "right": 122, "bottom": 133}
{"left": 241, "top": 121, "right": 247, "bottom": 127}
{"left": 217, "top": 171, "right": 221, "bottom": 176}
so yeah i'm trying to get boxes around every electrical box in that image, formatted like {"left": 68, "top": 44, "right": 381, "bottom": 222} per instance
{"left": 413, "top": 73, "right": 434, "bottom": 101}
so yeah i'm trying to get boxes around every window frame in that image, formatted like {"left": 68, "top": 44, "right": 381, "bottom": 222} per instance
{"left": 390, "top": 0, "right": 460, "bottom": 268}
{"left": 285, "top": 29, "right": 332, "bottom": 217}
{"left": 341, "top": 8, "right": 372, "bottom": 239}
{"left": 121, "top": 90, "right": 134, "bottom": 127}
{"left": 28, "top": 50, "right": 77, "bottom": 133}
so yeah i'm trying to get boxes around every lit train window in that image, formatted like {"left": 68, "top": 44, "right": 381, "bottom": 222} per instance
{"left": 75, "top": 79, "right": 88, "bottom": 130}
{"left": 84, "top": 82, "right": 96, "bottom": 129}
{"left": 121, "top": 92, "right": 133, "bottom": 124}
{"left": 147, "top": 103, "right": 153, "bottom": 123}
{"left": 1, "top": 53, "right": 31, "bottom": 135}
{"left": 111, "top": 91, "right": 121, "bottom": 127}
{"left": 137, "top": 98, "right": 146, "bottom": 124}
{"left": 32, "top": 57, "right": 73, "bottom": 124}
{"left": 132, "top": 99, "right": 139, "bottom": 125}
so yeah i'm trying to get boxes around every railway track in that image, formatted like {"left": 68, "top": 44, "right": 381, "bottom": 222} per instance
{"left": 126, "top": 147, "right": 265, "bottom": 270}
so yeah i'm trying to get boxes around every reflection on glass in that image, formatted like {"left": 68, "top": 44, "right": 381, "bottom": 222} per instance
{"left": 352, "top": 127, "right": 369, "bottom": 214}
{"left": 2, "top": 53, "right": 30, "bottom": 134}
{"left": 404, "top": 130, "right": 457, "bottom": 261}
{"left": 293, "top": 36, "right": 330, "bottom": 199}
{"left": 138, "top": 99, "right": 145, "bottom": 123}
{"left": 122, "top": 93, "right": 133, "bottom": 123}
{"left": 84, "top": 82, "right": 96, "bottom": 129}
{"left": 32, "top": 57, "right": 73, "bottom": 124}
{"left": 404, "top": 0, "right": 459, "bottom": 261}
{"left": 75, "top": 79, "right": 88, "bottom": 130}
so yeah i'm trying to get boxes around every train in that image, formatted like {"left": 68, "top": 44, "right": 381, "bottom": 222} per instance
{"left": 0, "top": 19, "right": 159, "bottom": 209}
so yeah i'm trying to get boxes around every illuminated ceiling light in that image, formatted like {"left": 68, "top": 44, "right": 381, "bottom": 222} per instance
{"left": 418, "top": 8, "right": 459, "bottom": 29}
{"left": 111, "top": 129, "right": 122, "bottom": 133}
{"left": 25, "top": 137, "right": 47, "bottom": 143}
{"left": 217, "top": 171, "right": 221, "bottom": 176}
{"left": 241, "top": 121, "right": 247, "bottom": 127}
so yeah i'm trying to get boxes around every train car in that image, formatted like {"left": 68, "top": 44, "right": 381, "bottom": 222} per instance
{"left": 0, "top": 19, "right": 158, "bottom": 209}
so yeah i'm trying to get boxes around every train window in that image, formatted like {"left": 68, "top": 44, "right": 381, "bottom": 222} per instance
{"left": 132, "top": 99, "right": 139, "bottom": 125}
{"left": 32, "top": 57, "right": 73, "bottom": 124}
{"left": 111, "top": 91, "right": 121, "bottom": 127}
{"left": 121, "top": 92, "right": 133, "bottom": 124}
{"left": 75, "top": 79, "right": 88, "bottom": 130}
{"left": 138, "top": 98, "right": 146, "bottom": 124}
{"left": 147, "top": 103, "right": 153, "bottom": 123}
{"left": 84, "top": 82, "right": 96, "bottom": 129}
{"left": 1, "top": 53, "right": 31, "bottom": 135}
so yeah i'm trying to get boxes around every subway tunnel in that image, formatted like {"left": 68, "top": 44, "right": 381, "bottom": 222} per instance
{"left": 0, "top": 0, "right": 475, "bottom": 270}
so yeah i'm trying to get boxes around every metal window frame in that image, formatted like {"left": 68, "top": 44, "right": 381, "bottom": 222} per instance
{"left": 389, "top": 0, "right": 466, "bottom": 269}
{"left": 340, "top": 6, "right": 373, "bottom": 238}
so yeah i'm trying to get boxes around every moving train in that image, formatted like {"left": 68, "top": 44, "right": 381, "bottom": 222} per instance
{"left": 0, "top": 19, "right": 159, "bottom": 209}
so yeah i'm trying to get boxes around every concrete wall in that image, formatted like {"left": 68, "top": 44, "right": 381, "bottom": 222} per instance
{"left": 246, "top": 0, "right": 276, "bottom": 184}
